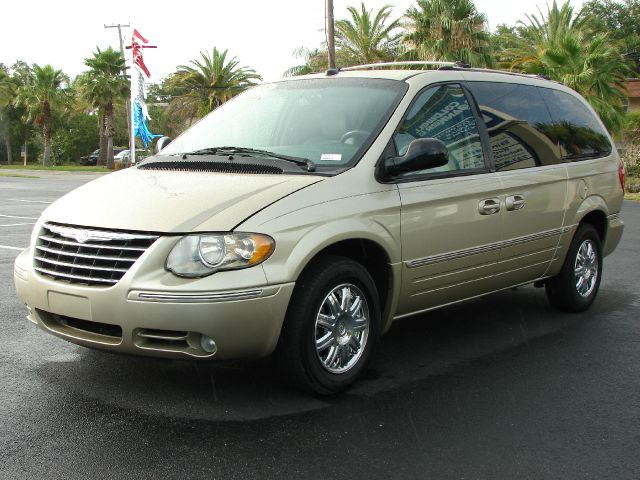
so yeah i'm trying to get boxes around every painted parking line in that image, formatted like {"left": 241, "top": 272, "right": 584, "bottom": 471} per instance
{"left": 7, "top": 199, "right": 51, "bottom": 204}
{"left": 0, "top": 214, "right": 39, "bottom": 220}
{"left": 0, "top": 245, "right": 25, "bottom": 251}
{"left": 0, "top": 223, "right": 36, "bottom": 227}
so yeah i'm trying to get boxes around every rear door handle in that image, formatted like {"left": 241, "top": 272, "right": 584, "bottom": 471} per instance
{"left": 478, "top": 198, "right": 501, "bottom": 215}
{"left": 506, "top": 194, "right": 526, "bottom": 211}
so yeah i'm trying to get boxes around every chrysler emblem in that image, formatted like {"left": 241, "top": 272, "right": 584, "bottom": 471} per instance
{"left": 45, "top": 224, "right": 120, "bottom": 244}
{"left": 73, "top": 230, "right": 92, "bottom": 243}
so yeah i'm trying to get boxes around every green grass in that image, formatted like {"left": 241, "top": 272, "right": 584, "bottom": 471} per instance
{"left": 0, "top": 172, "right": 40, "bottom": 178}
{"left": 0, "top": 164, "right": 109, "bottom": 172}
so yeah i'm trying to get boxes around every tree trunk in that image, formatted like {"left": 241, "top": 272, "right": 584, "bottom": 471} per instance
{"left": 98, "top": 110, "right": 108, "bottom": 167}
{"left": 105, "top": 103, "right": 115, "bottom": 169}
{"left": 42, "top": 102, "right": 52, "bottom": 167}
{"left": 0, "top": 106, "right": 11, "bottom": 164}
{"left": 5, "top": 135, "right": 12, "bottom": 165}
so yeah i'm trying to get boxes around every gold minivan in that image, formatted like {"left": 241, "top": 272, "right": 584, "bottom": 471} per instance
{"left": 14, "top": 63, "right": 625, "bottom": 393}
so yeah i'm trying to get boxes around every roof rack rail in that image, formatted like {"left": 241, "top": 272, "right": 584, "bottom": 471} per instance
{"left": 340, "top": 61, "right": 467, "bottom": 71}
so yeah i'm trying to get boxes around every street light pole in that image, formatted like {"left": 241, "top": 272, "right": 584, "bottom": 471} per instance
{"left": 326, "top": 0, "right": 336, "bottom": 69}
{"left": 104, "top": 23, "right": 132, "bottom": 168}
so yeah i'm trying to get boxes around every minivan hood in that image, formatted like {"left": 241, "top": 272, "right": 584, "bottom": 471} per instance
{"left": 42, "top": 168, "right": 322, "bottom": 233}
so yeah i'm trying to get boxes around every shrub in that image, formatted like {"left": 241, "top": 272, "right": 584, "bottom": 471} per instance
{"left": 622, "top": 142, "right": 640, "bottom": 178}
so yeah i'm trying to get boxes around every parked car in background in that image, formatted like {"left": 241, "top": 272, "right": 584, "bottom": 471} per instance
{"left": 113, "top": 149, "right": 151, "bottom": 165}
{"left": 79, "top": 149, "right": 100, "bottom": 166}
{"left": 79, "top": 148, "right": 125, "bottom": 166}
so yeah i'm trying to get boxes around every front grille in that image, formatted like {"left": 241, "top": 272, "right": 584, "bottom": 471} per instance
{"left": 34, "top": 223, "right": 158, "bottom": 286}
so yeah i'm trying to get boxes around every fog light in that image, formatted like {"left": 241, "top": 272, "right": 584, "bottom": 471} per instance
{"left": 200, "top": 335, "right": 217, "bottom": 354}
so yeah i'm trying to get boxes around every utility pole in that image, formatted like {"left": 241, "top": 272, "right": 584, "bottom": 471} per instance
{"left": 104, "top": 23, "right": 130, "bottom": 54}
{"left": 104, "top": 23, "right": 132, "bottom": 168}
{"left": 326, "top": 0, "right": 336, "bottom": 69}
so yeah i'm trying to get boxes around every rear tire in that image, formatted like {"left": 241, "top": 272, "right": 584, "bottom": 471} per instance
{"left": 546, "top": 224, "right": 602, "bottom": 312}
{"left": 278, "top": 255, "right": 380, "bottom": 395}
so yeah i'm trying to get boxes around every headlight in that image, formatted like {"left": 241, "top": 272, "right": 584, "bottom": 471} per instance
{"left": 166, "top": 233, "right": 275, "bottom": 277}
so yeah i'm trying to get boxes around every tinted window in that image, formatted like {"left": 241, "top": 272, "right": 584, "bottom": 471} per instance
{"left": 465, "top": 82, "right": 562, "bottom": 170}
{"left": 538, "top": 88, "right": 612, "bottom": 160}
{"left": 393, "top": 84, "right": 486, "bottom": 176}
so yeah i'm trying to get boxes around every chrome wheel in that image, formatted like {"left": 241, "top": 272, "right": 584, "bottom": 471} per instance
{"left": 314, "top": 283, "right": 370, "bottom": 374}
{"left": 574, "top": 239, "right": 598, "bottom": 298}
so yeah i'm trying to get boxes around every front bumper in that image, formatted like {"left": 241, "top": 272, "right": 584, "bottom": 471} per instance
{"left": 13, "top": 244, "right": 295, "bottom": 360}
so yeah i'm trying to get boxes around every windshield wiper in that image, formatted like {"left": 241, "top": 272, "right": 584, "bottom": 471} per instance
{"left": 179, "top": 146, "right": 316, "bottom": 172}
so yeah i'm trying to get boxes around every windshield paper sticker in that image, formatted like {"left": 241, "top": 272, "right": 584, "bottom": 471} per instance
{"left": 321, "top": 153, "right": 342, "bottom": 161}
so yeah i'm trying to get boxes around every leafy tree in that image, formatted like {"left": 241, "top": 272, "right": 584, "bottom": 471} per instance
{"left": 14, "top": 64, "right": 69, "bottom": 166}
{"left": 404, "top": 0, "right": 494, "bottom": 67}
{"left": 335, "top": 3, "right": 402, "bottom": 64}
{"left": 51, "top": 109, "right": 99, "bottom": 164}
{"left": 168, "top": 48, "right": 262, "bottom": 121}
{"left": 504, "top": 0, "right": 630, "bottom": 132}
{"left": 581, "top": 0, "right": 640, "bottom": 71}
{"left": 76, "top": 47, "right": 129, "bottom": 168}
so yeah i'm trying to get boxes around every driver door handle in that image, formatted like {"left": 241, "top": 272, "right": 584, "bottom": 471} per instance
{"left": 478, "top": 198, "right": 501, "bottom": 215}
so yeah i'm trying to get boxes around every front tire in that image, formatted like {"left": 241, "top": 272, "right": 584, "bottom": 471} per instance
{"left": 278, "top": 255, "right": 380, "bottom": 394}
{"left": 546, "top": 224, "right": 603, "bottom": 312}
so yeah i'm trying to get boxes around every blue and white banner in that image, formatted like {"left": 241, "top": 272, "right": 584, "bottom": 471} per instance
{"left": 128, "top": 29, "right": 160, "bottom": 157}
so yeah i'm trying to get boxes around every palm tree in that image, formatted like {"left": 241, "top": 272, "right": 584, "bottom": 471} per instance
{"left": 0, "top": 68, "right": 16, "bottom": 163}
{"left": 284, "top": 47, "right": 328, "bottom": 76}
{"left": 506, "top": 1, "right": 630, "bottom": 132}
{"left": 0, "top": 68, "right": 14, "bottom": 107}
{"left": 168, "top": 48, "right": 262, "bottom": 121}
{"left": 335, "top": 3, "right": 402, "bottom": 64}
{"left": 76, "top": 47, "right": 129, "bottom": 168}
{"left": 404, "top": 0, "right": 493, "bottom": 67}
{"left": 15, "top": 64, "right": 69, "bottom": 166}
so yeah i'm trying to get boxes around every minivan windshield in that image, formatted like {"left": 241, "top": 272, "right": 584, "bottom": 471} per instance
{"left": 160, "top": 78, "right": 407, "bottom": 171}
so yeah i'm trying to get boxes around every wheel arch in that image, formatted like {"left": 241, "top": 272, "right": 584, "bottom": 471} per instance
{"left": 268, "top": 222, "right": 401, "bottom": 335}
{"left": 573, "top": 194, "right": 609, "bottom": 242}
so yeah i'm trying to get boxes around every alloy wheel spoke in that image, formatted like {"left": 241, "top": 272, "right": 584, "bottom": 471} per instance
{"left": 348, "top": 335, "right": 361, "bottom": 352}
{"left": 340, "top": 287, "right": 351, "bottom": 311}
{"left": 324, "top": 345, "right": 339, "bottom": 368}
{"left": 316, "top": 332, "right": 334, "bottom": 351}
{"left": 327, "top": 293, "right": 341, "bottom": 316}
{"left": 317, "top": 313, "right": 335, "bottom": 330}
{"left": 349, "top": 296, "right": 362, "bottom": 315}
{"left": 353, "top": 318, "right": 368, "bottom": 331}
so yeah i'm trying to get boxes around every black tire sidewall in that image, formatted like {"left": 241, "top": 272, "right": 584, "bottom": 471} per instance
{"left": 547, "top": 224, "right": 603, "bottom": 312}
{"left": 281, "top": 256, "right": 381, "bottom": 394}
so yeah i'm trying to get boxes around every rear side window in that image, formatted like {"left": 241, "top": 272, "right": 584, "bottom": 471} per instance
{"left": 393, "top": 83, "right": 486, "bottom": 177}
{"left": 538, "top": 88, "right": 612, "bottom": 161}
{"left": 465, "top": 82, "right": 562, "bottom": 170}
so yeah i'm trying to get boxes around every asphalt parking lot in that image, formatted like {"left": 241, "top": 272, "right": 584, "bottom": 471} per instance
{"left": 1, "top": 172, "right": 639, "bottom": 479}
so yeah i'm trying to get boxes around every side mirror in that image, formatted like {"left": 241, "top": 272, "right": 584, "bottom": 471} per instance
{"left": 383, "top": 138, "right": 448, "bottom": 178}
{"left": 156, "top": 136, "right": 172, "bottom": 153}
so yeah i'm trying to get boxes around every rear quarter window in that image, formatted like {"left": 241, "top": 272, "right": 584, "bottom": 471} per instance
{"left": 537, "top": 88, "right": 612, "bottom": 161}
